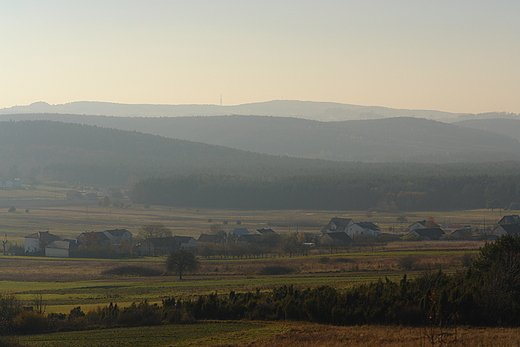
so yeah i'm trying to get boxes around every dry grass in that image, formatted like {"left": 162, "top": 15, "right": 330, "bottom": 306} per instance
{"left": 213, "top": 323, "right": 520, "bottom": 347}
{"left": 0, "top": 257, "right": 165, "bottom": 282}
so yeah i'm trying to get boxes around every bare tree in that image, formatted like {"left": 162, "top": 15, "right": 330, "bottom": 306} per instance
{"left": 139, "top": 223, "right": 172, "bottom": 255}
{"left": 166, "top": 250, "right": 200, "bottom": 280}
{"left": 138, "top": 223, "right": 172, "bottom": 239}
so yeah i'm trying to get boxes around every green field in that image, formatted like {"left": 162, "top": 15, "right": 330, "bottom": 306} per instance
{"left": 15, "top": 321, "right": 284, "bottom": 347}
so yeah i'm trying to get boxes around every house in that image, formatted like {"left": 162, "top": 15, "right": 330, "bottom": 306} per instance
{"left": 236, "top": 234, "right": 263, "bottom": 245}
{"left": 319, "top": 231, "right": 353, "bottom": 247}
{"left": 321, "top": 217, "right": 354, "bottom": 233}
{"left": 493, "top": 224, "right": 520, "bottom": 237}
{"left": 77, "top": 229, "right": 132, "bottom": 251}
{"left": 409, "top": 220, "right": 440, "bottom": 232}
{"left": 498, "top": 215, "right": 520, "bottom": 226}
{"left": 66, "top": 190, "right": 84, "bottom": 200}
{"left": 347, "top": 222, "right": 381, "bottom": 238}
{"left": 104, "top": 229, "right": 132, "bottom": 249}
{"left": 407, "top": 228, "right": 445, "bottom": 240}
{"left": 85, "top": 192, "right": 99, "bottom": 200}
{"left": 45, "top": 239, "right": 78, "bottom": 258}
{"left": 450, "top": 228, "right": 474, "bottom": 240}
{"left": 135, "top": 236, "right": 197, "bottom": 256}
{"left": 229, "top": 228, "right": 251, "bottom": 236}
{"left": 256, "top": 228, "right": 276, "bottom": 235}
{"left": 24, "top": 231, "right": 60, "bottom": 253}
{"left": 197, "top": 233, "right": 227, "bottom": 245}
{"left": 77, "top": 231, "right": 111, "bottom": 248}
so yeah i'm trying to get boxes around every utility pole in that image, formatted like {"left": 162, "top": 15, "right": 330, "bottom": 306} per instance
{"left": 2, "top": 234, "right": 8, "bottom": 255}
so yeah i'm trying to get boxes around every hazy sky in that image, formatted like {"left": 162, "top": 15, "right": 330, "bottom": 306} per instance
{"left": 2, "top": 1, "right": 520, "bottom": 113}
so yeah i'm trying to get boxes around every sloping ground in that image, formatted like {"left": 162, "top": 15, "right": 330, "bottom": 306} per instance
{"left": 3, "top": 115, "right": 520, "bottom": 163}
{"left": 213, "top": 324, "right": 520, "bottom": 347}
{"left": 455, "top": 117, "right": 520, "bottom": 141}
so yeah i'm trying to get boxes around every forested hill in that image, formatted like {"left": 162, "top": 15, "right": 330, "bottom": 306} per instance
{"left": 0, "top": 120, "right": 356, "bottom": 186}
{"left": 2, "top": 115, "right": 520, "bottom": 163}
{"left": 454, "top": 118, "right": 520, "bottom": 142}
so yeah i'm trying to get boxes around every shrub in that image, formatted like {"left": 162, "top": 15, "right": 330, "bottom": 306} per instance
{"left": 12, "top": 311, "right": 47, "bottom": 334}
{"left": 318, "top": 257, "right": 330, "bottom": 264}
{"left": 68, "top": 306, "right": 85, "bottom": 321}
{"left": 101, "top": 265, "right": 162, "bottom": 277}
{"left": 398, "top": 256, "right": 417, "bottom": 270}
{"left": 7, "top": 207, "right": 15, "bottom": 213}
{"left": 258, "top": 265, "right": 296, "bottom": 275}
{"left": 333, "top": 257, "right": 353, "bottom": 263}
{"left": 401, "top": 234, "right": 421, "bottom": 241}
{"left": 8, "top": 245, "right": 24, "bottom": 256}
{"left": 117, "top": 301, "right": 162, "bottom": 327}
{"left": 460, "top": 253, "right": 474, "bottom": 267}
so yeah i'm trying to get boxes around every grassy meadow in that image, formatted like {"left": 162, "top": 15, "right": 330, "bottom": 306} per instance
{"left": 0, "top": 185, "right": 515, "bottom": 346}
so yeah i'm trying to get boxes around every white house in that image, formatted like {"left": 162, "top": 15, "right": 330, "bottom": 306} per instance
{"left": 346, "top": 222, "right": 381, "bottom": 238}
{"left": 321, "top": 217, "right": 354, "bottom": 233}
{"left": 103, "top": 229, "right": 133, "bottom": 249}
{"left": 24, "top": 231, "right": 60, "bottom": 253}
{"left": 45, "top": 240, "right": 76, "bottom": 258}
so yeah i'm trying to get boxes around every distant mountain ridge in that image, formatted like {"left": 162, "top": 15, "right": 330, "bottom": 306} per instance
{"left": 0, "top": 100, "right": 465, "bottom": 122}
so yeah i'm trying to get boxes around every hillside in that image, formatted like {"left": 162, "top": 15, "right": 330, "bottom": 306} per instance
{"left": 454, "top": 118, "right": 520, "bottom": 142}
{"left": 0, "top": 100, "right": 462, "bottom": 121}
{"left": 2, "top": 115, "right": 520, "bottom": 163}
{"left": 0, "top": 120, "right": 354, "bottom": 186}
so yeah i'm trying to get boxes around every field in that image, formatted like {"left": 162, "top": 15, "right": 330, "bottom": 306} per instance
{"left": 0, "top": 186, "right": 513, "bottom": 346}
{"left": 0, "top": 241, "right": 482, "bottom": 313}
{"left": 13, "top": 322, "right": 520, "bottom": 347}
{"left": 0, "top": 184, "right": 506, "bottom": 245}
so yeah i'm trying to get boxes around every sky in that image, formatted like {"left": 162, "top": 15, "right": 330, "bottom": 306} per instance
{"left": 1, "top": 1, "right": 520, "bottom": 114}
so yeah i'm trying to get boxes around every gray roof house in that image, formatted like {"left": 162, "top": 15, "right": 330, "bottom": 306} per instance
{"left": 498, "top": 215, "right": 520, "bottom": 226}
{"left": 321, "top": 217, "right": 354, "bottom": 233}
{"left": 135, "top": 236, "right": 197, "bottom": 256}
{"left": 407, "top": 228, "right": 445, "bottom": 240}
{"left": 493, "top": 223, "right": 520, "bottom": 237}
{"left": 409, "top": 220, "right": 440, "bottom": 232}
{"left": 320, "top": 231, "right": 353, "bottom": 246}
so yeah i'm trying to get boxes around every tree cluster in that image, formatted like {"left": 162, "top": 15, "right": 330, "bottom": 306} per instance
{"left": 132, "top": 172, "right": 520, "bottom": 211}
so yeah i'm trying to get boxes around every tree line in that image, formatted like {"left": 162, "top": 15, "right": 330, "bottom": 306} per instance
{"left": 131, "top": 172, "right": 520, "bottom": 211}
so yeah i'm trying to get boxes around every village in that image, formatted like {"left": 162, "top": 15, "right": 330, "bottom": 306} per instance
{"left": 19, "top": 214, "right": 520, "bottom": 258}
